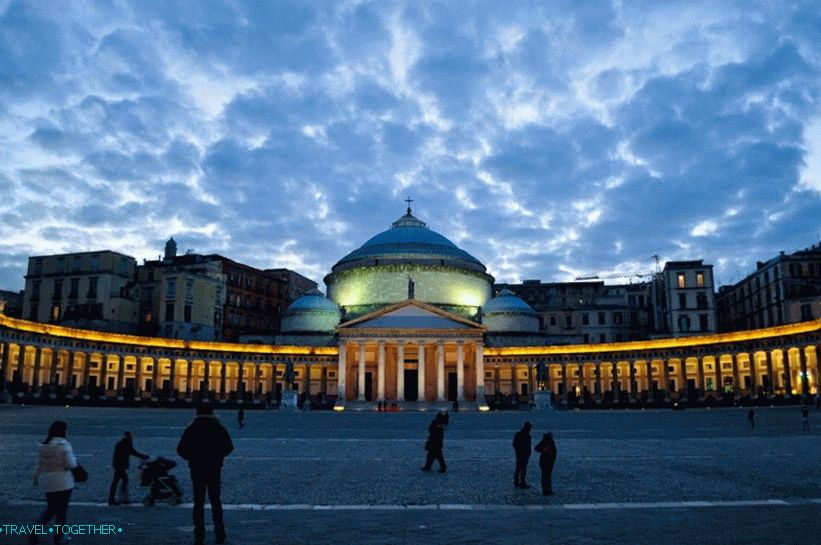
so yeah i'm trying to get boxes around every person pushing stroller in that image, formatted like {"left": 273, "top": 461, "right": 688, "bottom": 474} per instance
{"left": 140, "top": 456, "right": 183, "bottom": 506}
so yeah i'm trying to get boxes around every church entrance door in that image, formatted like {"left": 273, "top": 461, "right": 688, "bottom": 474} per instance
{"left": 364, "top": 372, "right": 373, "bottom": 401}
{"left": 404, "top": 369, "right": 418, "bottom": 401}
{"left": 447, "top": 372, "right": 457, "bottom": 401}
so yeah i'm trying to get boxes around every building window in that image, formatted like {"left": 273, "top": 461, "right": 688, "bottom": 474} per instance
{"left": 33, "top": 258, "right": 43, "bottom": 274}
{"left": 51, "top": 305, "right": 61, "bottom": 322}
{"left": 167, "top": 278, "right": 177, "bottom": 299}
{"left": 57, "top": 257, "right": 67, "bottom": 273}
{"left": 31, "top": 280, "right": 41, "bottom": 301}
{"left": 677, "top": 273, "right": 686, "bottom": 288}
{"left": 53, "top": 280, "right": 63, "bottom": 300}
{"left": 119, "top": 258, "right": 129, "bottom": 275}
{"left": 696, "top": 292, "right": 708, "bottom": 309}
{"left": 598, "top": 312, "right": 605, "bottom": 325}
{"left": 801, "top": 304, "right": 813, "bottom": 321}
{"left": 68, "top": 278, "right": 79, "bottom": 299}
{"left": 696, "top": 272, "right": 704, "bottom": 287}
{"left": 582, "top": 313, "right": 589, "bottom": 326}
{"left": 679, "top": 294, "right": 687, "bottom": 309}
{"left": 186, "top": 279, "right": 194, "bottom": 299}
{"left": 91, "top": 254, "right": 100, "bottom": 271}
{"left": 613, "top": 312, "right": 623, "bottom": 325}
{"left": 184, "top": 304, "right": 192, "bottom": 323}
{"left": 678, "top": 315, "right": 691, "bottom": 331}
{"left": 699, "top": 314, "right": 709, "bottom": 331}
{"left": 599, "top": 333, "right": 606, "bottom": 343}
{"left": 565, "top": 315, "right": 572, "bottom": 328}
{"left": 72, "top": 256, "right": 83, "bottom": 272}
{"left": 165, "top": 302, "right": 175, "bottom": 322}
{"left": 549, "top": 316, "right": 556, "bottom": 326}
{"left": 87, "top": 277, "right": 98, "bottom": 299}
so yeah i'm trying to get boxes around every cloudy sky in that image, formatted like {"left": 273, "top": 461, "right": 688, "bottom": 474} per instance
{"left": 1, "top": 0, "right": 821, "bottom": 291}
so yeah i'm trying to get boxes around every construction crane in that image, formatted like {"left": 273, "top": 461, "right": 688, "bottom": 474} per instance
{"left": 574, "top": 256, "right": 661, "bottom": 282}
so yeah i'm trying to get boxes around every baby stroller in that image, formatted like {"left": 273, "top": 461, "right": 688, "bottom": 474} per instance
{"left": 139, "top": 457, "right": 183, "bottom": 506}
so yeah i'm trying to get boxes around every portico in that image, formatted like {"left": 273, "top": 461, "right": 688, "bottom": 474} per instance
{"left": 335, "top": 299, "right": 485, "bottom": 408}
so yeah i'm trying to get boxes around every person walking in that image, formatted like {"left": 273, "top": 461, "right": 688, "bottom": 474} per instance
{"left": 513, "top": 422, "right": 532, "bottom": 489}
{"left": 802, "top": 405, "right": 809, "bottom": 431}
{"left": 108, "top": 431, "right": 148, "bottom": 505}
{"left": 31, "top": 420, "right": 76, "bottom": 545}
{"left": 747, "top": 408, "right": 755, "bottom": 429}
{"left": 534, "top": 432, "right": 557, "bottom": 496}
{"left": 422, "top": 412, "right": 446, "bottom": 473}
{"left": 177, "top": 404, "right": 234, "bottom": 545}
{"left": 237, "top": 407, "right": 245, "bottom": 429}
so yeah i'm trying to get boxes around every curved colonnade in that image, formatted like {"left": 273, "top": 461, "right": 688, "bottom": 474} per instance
{"left": 1, "top": 312, "right": 820, "bottom": 407}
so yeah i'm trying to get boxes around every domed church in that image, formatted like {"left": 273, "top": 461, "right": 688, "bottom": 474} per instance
{"left": 277, "top": 202, "right": 542, "bottom": 410}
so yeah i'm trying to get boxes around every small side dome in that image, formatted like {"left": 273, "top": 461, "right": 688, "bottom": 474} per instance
{"left": 281, "top": 289, "right": 341, "bottom": 332}
{"left": 483, "top": 289, "right": 539, "bottom": 332}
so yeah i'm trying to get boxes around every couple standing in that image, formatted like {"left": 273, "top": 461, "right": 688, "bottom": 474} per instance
{"left": 513, "top": 422, "right": 556, "bottom": 496}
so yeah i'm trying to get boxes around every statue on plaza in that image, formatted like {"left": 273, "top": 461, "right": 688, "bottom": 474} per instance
{"left": 536, "top": 361, "right": 548, "bottom": 390}
{"left": 408, "top": 276, "right": 415, "bottom": 300}
{"left": 284, "top": 361, "right": 295, "bottom": 390}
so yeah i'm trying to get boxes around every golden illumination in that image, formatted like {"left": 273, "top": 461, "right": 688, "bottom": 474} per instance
{"left": 0, "top": 314, "right": 338, "bottom": 356}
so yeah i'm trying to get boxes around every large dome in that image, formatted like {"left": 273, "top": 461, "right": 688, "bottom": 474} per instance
{"left": 332, "top": 212, "right": 486, "bottom": 273}
{"left": 325, "top": 208, "right": 494, "bottom": 319}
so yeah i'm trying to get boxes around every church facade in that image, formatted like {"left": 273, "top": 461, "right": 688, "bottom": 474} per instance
{"left": 1, "top": 208, "right": 820, "bottom": 410}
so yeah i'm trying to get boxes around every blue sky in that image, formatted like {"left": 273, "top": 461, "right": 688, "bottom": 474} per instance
{"left": 1, "top": 0, "right": 820, "bottom": 291}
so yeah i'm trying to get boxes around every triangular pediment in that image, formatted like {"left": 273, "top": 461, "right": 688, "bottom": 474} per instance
{"left": 337, "top": 300, "right": 484, "bottom": 331}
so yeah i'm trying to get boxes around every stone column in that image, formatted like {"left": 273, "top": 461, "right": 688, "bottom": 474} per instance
{"left": 168, "top": 359, "right": 177, "bottom": 398}
{"left": 219, "top": 360, "right": 227, "bottom": 398}
{"left": 714, "top": 355, "right": 722, "bottom": 396}
{"left": 561, "top": 363, "right": 568, "bottom": 404}
{"left": 0, "top": 342, "right": 8, "bottom": 387}
{"left": 436, "top": 341, "right": 445, "bottom": 401}
{"left": 116, "top": 355, "right": 125, "bottom": 393}
{"left": 32, "top": 347, "right": 42, "bottom": 392}
{"left": 628, "top": 360, "right": 636, "bottom": 402}
{"left": 82, "top": 354, "right": 92, "bottom": 393}
{"left": 16, "top": 344, "right": 26, "bottom": 387}
{"left": 456, "top": 341, "right": 464, "bottom": 401}
{"left": 646, "top": 360, "right": 653, "bottom": 401}
{"left": 305, "top": 363, "right": 312, "bottom": 401}
{"left": 203, "top": 359, "right": 211, "bottom": 396}
{"left": 418, "top": 341, "right": 426, "bottom": 402}
{"left": 337, "top": 341, "right": 347, "bottom": 402}
{"left": 185, "top": 360, "right": 193, "bottom": 396}
{"left": 748, "top": 353, "right": 758, "bottom": 398}
{"left": 731, "top": 353, "right": 741, "bottom": 399}
{"left": 764, "top": 351, "right": 774, "bottom": 397}
{"left": 798, "top": 347, "right": 809, "bottom": 400}
{"left": 396, "top": 341, "right": 405, "bottom": 401}
{"left": 48, "top": 350, "right": 59, "bottom": 389}
{"left": 678, "top": 359, "right": 687, "bottom": 400}
{"left": 377, "top": 340, "right": 385, "bottom": 401}
{"left": 475, "top": 341, "right": 485, "bottom": 403}
{"left": 594, "top": 362, "right": 602, "bottom": 403}
{"left": 696, "top": 356, "right": 705, "bottom": 400}
{"left": 661, "top": 358, "right": 670, "bottom": 401}
{"left": 66, "top": 351, "right": 76, "bottom": 391}
{"left": 610, "top": 361, "right": 619, "bottom": 403}
{"left": 99, "top": 354, "right": 109, "bottom": 395}
{"left": 151, "top": 357, "right": 160, "bottom": 396}
{"left": 237, "top": 361, "right": 245, "bottom": 399}
{"left": 782, "top": 350, "right": 792, "bottom": 398}
{"left": 357, "top": 342, "right": 366, "bottom": 401}
{"left": 251, "top": 364, "right": 260, "bottom": 399}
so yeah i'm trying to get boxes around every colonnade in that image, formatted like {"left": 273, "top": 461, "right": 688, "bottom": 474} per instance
{"left": 337, "top": 337, "right": 484, "bottom": 402}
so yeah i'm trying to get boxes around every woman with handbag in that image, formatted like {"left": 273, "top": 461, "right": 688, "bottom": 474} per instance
{"left": 31, "top": 420, "right": 77, "bottom": 545}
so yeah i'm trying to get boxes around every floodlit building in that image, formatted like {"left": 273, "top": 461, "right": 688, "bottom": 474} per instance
{"left": 650, "top": 260, "right": 717, "bottom": 337}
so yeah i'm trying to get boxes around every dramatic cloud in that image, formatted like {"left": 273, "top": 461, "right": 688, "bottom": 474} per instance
{"left": 1, "top": 0, "right": 820, "bottom": 292}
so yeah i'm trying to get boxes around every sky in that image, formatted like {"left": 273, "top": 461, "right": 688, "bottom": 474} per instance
{"left": 1, "top": 0, "right": 821, "bottom": 292}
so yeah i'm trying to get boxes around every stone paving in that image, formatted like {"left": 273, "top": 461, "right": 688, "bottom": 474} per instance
{"left": 0, "top": 405, "right": 820, "bottom": 544}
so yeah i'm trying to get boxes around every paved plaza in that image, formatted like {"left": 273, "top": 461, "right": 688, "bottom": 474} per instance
{"left": 1, "top": 404, "right": 820, "bottom": 544}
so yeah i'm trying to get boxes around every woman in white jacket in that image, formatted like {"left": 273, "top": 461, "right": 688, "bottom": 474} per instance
{"left": 31, "top": 420, "right": 76, "bottom": 545}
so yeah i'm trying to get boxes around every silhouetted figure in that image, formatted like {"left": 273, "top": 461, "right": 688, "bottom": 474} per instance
{"left": 452, "top": 399, "right": 459, "bottom": 413}
{"left": 747, "top": 408, "right": 755, "bottom": 429}
{"left": 802, "top": 405, "right": 809, "bottom": 430}
{"left": 237, "top": 407, "right": 245, "bottom": 429}
{"left": 513, "top": 422, "right": 532, "bottom": 488}
{"left": 422, "top": 413, "right": 446, "bottom": 473}
{"left": 441, "top": 411, "right": 450, "bottom": 426}
{"left": 177, "top": 404, "right": 234, "bottom": 545}
{"left": 108, "top": 431, "right": 148, "bottom": 505}
{"left": 534, "top": 432, "right": 557, "bottom": 496}
{"left": 31, "top": 420, "right": 76, "bottom": 545}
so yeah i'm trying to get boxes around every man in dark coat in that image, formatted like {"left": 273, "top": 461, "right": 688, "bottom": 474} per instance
{"left": 422, "top": 413, "right": 446, "bottom": 473}
{"left": 108, "top": 431, "right": 148, "bottom": 505}
{"left": 534, "top": 432, "right": 557, "bottom": 496}
{"left": 513, "top": 422, "right": 532, "bottom": 488}
{"left": 177, "top": 404, "right": 234, "bottom": 545}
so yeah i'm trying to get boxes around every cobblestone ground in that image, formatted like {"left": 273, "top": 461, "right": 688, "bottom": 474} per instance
{"left": 1, "top": 404, "right": 820, "bottom": 544}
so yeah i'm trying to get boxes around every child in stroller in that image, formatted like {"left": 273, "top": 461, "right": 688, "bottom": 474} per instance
{"left": 139, "top": 456, "right": 183, "bottom": 506}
